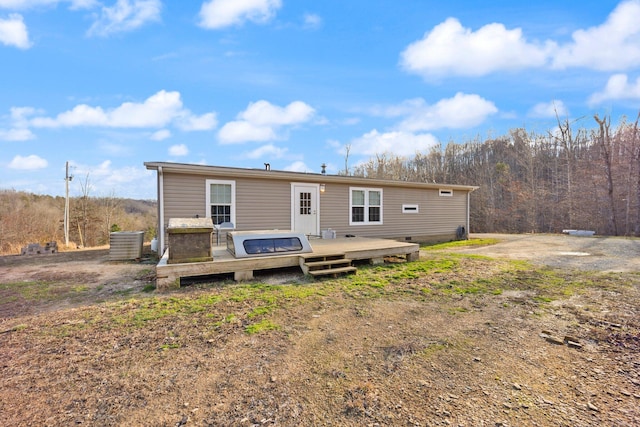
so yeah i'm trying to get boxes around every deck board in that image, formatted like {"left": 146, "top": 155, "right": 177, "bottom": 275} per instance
{"left": 155, "top": 237, "right": 419, "bottom": 291}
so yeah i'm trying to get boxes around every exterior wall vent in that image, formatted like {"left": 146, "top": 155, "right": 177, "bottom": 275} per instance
{"left": 402, "top": 204, "right": 419, "bottom": 213}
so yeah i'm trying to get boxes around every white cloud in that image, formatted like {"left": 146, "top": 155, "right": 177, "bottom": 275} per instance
{"left": 239, "top": 100, "right": 315, "bottom": 125}
{"left": 397, "top": 93, "right": 498, "bottom": 132}
{"left": 552, "top": 0, "right": 640, "bottom": 71}
{"left": 1, "top": 106, "right": 36, "bottom": 139}
{"left": 0, "top": 13, "right": 31, "bottom": 49}
{"left": 70, "top": 160, "right": 154, "bottom": 198}
{"left": 243, "top": 143, "right": 287, "bottom": 159}
{"left": 176, "top": 112, "right": 217, "bottom": 131}
{"left": 150, "top": 129, "right": 171, "bottom": 140}
{"left": 283, "top": 160, "right": 310, "bottom": 173}
{"left": 218, "top": 121, "right": 275, "bottom": 144}
{"left": 588, "top": 74, "right": 640, "bottom": 105}
{"left": 10, "top": 106, "right": 38, "bottom": 123}
{"left": 528, "top": 100, "right": 568, "bottom": 118}
{"left": 344, "top": 94, "right": 496, "bottom": 160}
{"left": 218, "top": 100, "right": 315, "bottom": 144}
{"left": 401, "top": 1, "right": 640, "bottom": 78}
{"left": 341, "top": 117, "right": 360, "bottom": 126}
{"left": 87, "top": 0, "right": 161, "bottom": 37}
{"left": 327, "top": 139, "right": 341, "bottom": 149}
{"left": 400, "top": 17, "right": 554, "bottom": 78}
{"left": 67, "top": 0, "right": 96, "bottom": 9}
{"left": 168, "top": 143, "right": 188, "bottom": 156}
{"left": 28, "top": 90, "right": 217, "bottom": 131}
{"left": 1, "top": 1, "right": 153, "bottom": 40}
{"left": 0, "top": 0, "right": 97, "bottom": 9}
{"left": 100, "top": 142, "right": 132, "bottom": 156}
{"left": 199, "top": 0, "right": 281, "bottom": 30}
{"left": 303, "top": 13, "right": 321, "bottom": 30}
{"left": 0, "top": 127, "right": 34, "bottom": 140}
{"left": 0, "top": 0, "right": 47, "bottom": 7}
{"left": 0, "top": 107, "right": 36, "bottom": 141}
{"left": 349, "top": 130, "right": 439, "bottom": 157}
{"left": 369, "top": 98, "right": 426, "bottom": 118}
{"left": 9, "top": 154, "right": 47, "bottom": 169}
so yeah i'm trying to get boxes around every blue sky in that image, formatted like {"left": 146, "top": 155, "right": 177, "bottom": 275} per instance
{"left": 1, "top": 0, "right": 640, "bottom": 199}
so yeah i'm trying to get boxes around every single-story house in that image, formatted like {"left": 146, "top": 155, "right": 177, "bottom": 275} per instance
{"left": 144, "top": 162, "right": 478, "bottom": 253}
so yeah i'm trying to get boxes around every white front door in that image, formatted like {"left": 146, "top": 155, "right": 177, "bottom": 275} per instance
{"left": 292, "top": 183, "right": 319, "bottom": 236}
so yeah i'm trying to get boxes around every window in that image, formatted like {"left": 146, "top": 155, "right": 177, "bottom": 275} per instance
{"left": 350, "top": 187, "right": 383, "bottom": 225}
{"left": 206, "top": 179, "right": 235, "bottom": 225}
{"left": 243, "top": 238, "right": 303, "bottom": 255}
{"left": 439, "top": 189, "right": 453, "bottom": 197}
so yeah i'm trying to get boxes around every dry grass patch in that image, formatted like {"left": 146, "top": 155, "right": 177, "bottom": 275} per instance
{"left": 1, "top": 250, "right": 639, "bottom": 426}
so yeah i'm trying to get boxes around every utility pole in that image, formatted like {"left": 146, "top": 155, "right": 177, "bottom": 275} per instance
{"left": 64, "top": 161, "right": 73, "bottom": 247}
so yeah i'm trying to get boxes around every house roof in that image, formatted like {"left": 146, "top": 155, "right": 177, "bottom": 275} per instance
{"left": 144, "top": 161, "right": 479, "bottom": 192}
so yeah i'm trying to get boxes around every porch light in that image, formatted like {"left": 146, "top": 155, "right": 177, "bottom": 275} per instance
{"left": 320, "top": 184, "right": 326, "bottom": 193}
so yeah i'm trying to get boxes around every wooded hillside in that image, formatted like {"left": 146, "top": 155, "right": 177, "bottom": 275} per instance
{"left": 351, "top": 114, "right": 640, "bottom": 236}
{"left": 2, "top": 114, "right": 638, "bottom": 254}
{"left": 0, "top": 190, "right": 157, "bottom": 255}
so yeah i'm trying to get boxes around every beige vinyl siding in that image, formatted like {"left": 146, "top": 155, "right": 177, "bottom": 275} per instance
{"left": 423, "top": 190, "right": 468, "bottom": 235}
{"left": 159, "top": 168, "right": 471, "bottom": 244}
{"left": 319, "top": 183, "right": 467, "bottom": 240}
{"left": 235, "top": 178, "right": 291, "bottom": 230}
{"left": 163, "top": 172, "right": 207, "bottom": 220}
{"left": 318, "top": 183, "right": 350, "bottom": 234}
{"left": 162, "top": 172, "right": 292, "bottom": 231}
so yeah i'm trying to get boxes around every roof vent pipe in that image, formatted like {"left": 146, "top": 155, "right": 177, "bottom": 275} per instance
{"left": 321, "top": 163, "right": 326, "bottom": 175}
{"left": 264, "top": 163, "right": 271, "bottom": 171}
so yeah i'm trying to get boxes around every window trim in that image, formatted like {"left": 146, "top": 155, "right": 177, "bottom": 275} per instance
{"left": 402, "top": 204, "right": 419, "bottom": 214}
{"left": 349, "top": 187, "right": 383, "bottom": 225}
{"left": 205, "top": 179, "right": 236, "bottom": 226}
{"left": 439, "top": 189, "right": 453, "bottom": 197}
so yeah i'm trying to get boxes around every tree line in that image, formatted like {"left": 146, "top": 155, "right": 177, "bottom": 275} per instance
{"left": 0, "top": 189, "right": 157, "bottom": 255}
{"left": 350, "top": 114, "right": 640, "bottom": 236}
{"left": 2, "top": 113, "right": 638, "bottom": 254}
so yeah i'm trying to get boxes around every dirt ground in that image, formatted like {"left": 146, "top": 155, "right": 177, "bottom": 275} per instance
{"left": 0, "top": 246, "right": 157, "bottom": 318}
{"left": 464, "top": 233, "right": 640, "bottom": 273}
{"left": 0, "top": 234, "right": 639, "bottom": 426}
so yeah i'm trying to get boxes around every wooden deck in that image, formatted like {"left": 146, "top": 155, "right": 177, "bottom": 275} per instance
{"left": 155, "top": 237, "right": 419, "bottom": 291}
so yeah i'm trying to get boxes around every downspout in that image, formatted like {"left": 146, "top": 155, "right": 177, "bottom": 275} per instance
{"left": 466, "top": 190, "right": 471, "bottom": 240}
{"left": 158, "top": 166, "right": 165, "bottom": 254}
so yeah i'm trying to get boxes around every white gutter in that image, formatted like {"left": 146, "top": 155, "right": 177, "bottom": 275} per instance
{"left": 158, "top": 166, "right": 165, "bottom": 253}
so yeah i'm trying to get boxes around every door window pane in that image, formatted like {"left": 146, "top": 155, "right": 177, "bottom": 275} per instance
{"left": 300, "top": 192, "right": 311, "bottom": 215}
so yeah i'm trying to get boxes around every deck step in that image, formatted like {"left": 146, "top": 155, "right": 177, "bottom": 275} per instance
{"left": 302, "top": 253, "right": 347, "bottom": 263}
{"left": 300, "top": 253, "right": 357, "bottom": 277}
{"left": 308, "top": 266, "right": 357, "bottom": 277}
{"left": 304, "top": 258, "right": 353, "bottom": 268}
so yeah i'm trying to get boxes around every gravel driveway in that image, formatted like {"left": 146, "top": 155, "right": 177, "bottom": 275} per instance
{"left": 461, "top": 233, "right": 640, "bottom": 273}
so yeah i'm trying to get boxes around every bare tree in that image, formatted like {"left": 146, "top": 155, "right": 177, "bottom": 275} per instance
{"left": 594, "top": 114, "right": 619, "bottom": 235}
{"left": 632, "top": 113, "right": 640, "bottom": 236}
{"left": 343, "top": 144, "right": 351, "bottom": 175}
{"left": 72, "top": 173, "right": 97, "bottom": 247}
{"left": 101, "top": 190, "right": 123, "bottom": 243}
